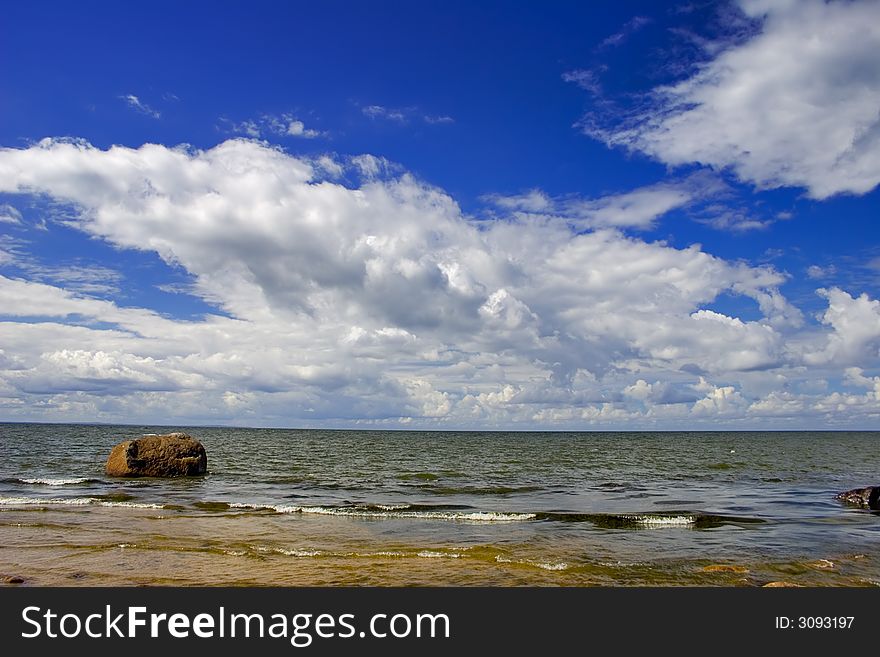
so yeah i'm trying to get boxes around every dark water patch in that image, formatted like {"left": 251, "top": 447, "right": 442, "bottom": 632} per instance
{"left": 0, "top": 521, "right": 71, "bottom": 530}
{"left": 310, "top": 483, "right": 373, "bottom": 491}
{"left": 89, "top": 492, "right": 137, "bottom": 503}
{"left": 397, "top": 473, "right": 439, "bottom": 481}
{"left": 193, "top": 501, "right": 232, "bottom": 512}
{"left": 653, "top": 500, "right": 705, "bottom": 506}
{"left": 413, "top": 485, "right": 544, "bottom": 496}
{"left": 707, "top": 463, "right": 735, "bottom": 470}
{"left": 535, "top": 511, "right": 765, "bottom": 529}
{"left": 267, "top": 476, "right": 317, "bottom": 485}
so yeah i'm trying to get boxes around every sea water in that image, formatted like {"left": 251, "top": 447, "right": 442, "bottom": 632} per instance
{"left": 0, "top": 423, "right": 878, "bottom": 586}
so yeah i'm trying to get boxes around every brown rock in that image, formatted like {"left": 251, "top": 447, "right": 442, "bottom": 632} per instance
{"left": 835, "top": 486, "right": 880, "bottom": 510}
{"left": 105, "top": 433, "right": 207, "bottom": 477}
{"left": 2, "top": 575, "right": 24, "bottom": 584}
{"left": 763, "top": 581, "right": 804, "bottom": 588}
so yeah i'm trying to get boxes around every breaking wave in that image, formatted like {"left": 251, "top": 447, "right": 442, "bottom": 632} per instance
{"left": 0, "top": 496, "right": 166, "bottom": 509}
{"left": 17, "top": 477, "right": 97, "bottom": 486}
{"left": 228, "top": 502, "right": 536, "bottom": 522}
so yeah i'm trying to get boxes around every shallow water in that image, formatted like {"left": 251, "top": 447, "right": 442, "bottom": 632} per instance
{"left": 1, "top": 424, "right": 878, "bottom": 586}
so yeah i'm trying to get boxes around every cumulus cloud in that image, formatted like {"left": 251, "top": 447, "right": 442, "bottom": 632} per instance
{"left": 589, "top": 0, "right": 880, "bottom": 199}
{"left": 0, "top": 138, "right": 875, "bottom": 427}
{"left": 804, "top": 288, "right": 880, "bottom": 367}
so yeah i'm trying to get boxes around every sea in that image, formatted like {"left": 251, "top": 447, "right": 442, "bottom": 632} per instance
{"left": 1, "top": 423, "right": 878, "bottom": 586}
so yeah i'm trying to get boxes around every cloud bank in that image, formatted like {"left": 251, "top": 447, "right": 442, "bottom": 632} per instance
{"left": 0, "top": 138, "right": 877, "bottom": 427}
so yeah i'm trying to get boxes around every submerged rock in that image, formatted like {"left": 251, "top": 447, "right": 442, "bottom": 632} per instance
{"left": 763, "top": 581, "right": 804, "bottom": 588}
{"left": 105, "top": 432, "right": 207, "bottom": 477}
{"left": 702, "top": 564, "right": 749, "bottom": 573}
{"left": 835, "top": 486, "right": 880, "bottom": 510}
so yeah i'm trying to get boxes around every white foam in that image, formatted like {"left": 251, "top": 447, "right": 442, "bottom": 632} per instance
{"left": 417, "top": 550, "right": 462, "bottom": 559}
{"left": 627, "top": 514, "right": 696, "bottom": 527}
{"left": 19, "top": 477, "right": 90, "bottom": 486}
{"left": 274, "top": 548, "right": 324, "bottom": 557}
{"left": 0, "top": 496, "right": 164, "bottom": 509}
{"left": 229, "top": 502, "right": 535, "bottom": 522}
{"left": 495, "top": 555, "right": 569, "bottom": 571}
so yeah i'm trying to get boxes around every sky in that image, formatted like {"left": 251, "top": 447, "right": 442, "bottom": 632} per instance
{"left": 0, "top": 0, "right": 879, "bottom": 429}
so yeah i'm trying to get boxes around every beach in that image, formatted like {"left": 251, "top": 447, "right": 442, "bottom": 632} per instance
{"left": 1, "top": 423, "right": 878, "bottom": 586}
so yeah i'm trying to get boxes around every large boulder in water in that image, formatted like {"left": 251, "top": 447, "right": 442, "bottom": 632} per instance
{"left": 105, "top": 432, "right": 207, "bottom": 477}
{"left": 835, "top": 486, "right": 880, "bottom": 510}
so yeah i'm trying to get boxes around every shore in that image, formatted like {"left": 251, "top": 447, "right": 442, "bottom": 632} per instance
{"left": 1, "top": 503, "right": 875, "bottom": 587}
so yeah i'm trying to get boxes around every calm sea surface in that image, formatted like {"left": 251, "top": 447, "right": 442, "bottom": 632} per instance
{"left": 1, "top": 423, "right": 878, "bottom": 586}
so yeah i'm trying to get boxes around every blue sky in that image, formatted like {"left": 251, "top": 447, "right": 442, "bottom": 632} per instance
{"left": 1, "top": 0, "right": 879, "bottom": 428}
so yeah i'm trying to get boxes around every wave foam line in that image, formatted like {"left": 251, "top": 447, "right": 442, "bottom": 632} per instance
{"left": 0, "top": 496, "right": 165, "bottom": 509}
{"left": 229, "top": 502, "right": 534, "bottom": 522}
{"left": 18, "top": 477, "right": 93, "bottom": 486}
{"left": 244, "top": 545, "right": 474, "bottom": 560}
{"left": 626, "top": 514, "right": 697, "bottom": 526}
{"left": 495, "top": 555, "right": 570, "bottom": 571}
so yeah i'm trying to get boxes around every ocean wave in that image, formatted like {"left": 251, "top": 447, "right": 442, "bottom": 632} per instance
{"left": 229, "top": 502, "right": 535, "bottom": 522}
{"left": 0, "top": 496, "right": 165, "bottom": 509}
{"left": 17, "top": 477, "right": 96, "bottom": 486}
{"left": 274, "top": 547, "right": 325, "bottom": 557}
{"left": 247, "top": 545, "right": 472, "bottom": 560}
{"left": 535, "top": 511, "right": 764, "bottom": 529}
{"left": 495, "top": 555, "right": 569, "bottom": 571}
{"left": 416, "top": 550, "right": 463, "bottom": 558}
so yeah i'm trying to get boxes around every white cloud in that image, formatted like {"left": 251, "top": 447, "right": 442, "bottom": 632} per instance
{"left": 315, "top": 155, "right": 344, "bottom": 178}
{"left": 362, "top": 105, "right": 408, "bottom": 122}
{"left": 576, "top": 186, "right": 692, "bottom": 229}
{"left": 691, "top": 379, "right": 746, "bottom": 416}
{"left": 804, "top": 288, "right": 880, "bottom": 366}
{"left": 486, "top": 179, "right": 697, "bottom": 230}
{"left": 599, "top": 15, "right": 651, "bottom": 49}
{"left": 222, "top": 114, "right": 325, "bottom": 139}
{"left": 0, "top": 138, "right": 876, "bottom": 427}
{"left": 362, "top": 105, "right": 454, "bottom": 125}
{"left": 119, "top": 94, "right": 161, "bottom": 119}
{"left": 562, "top": 69, "right": 604, "bottom": 95}
{"left": 286, "top": 119, "right": 322, "bottom": 138}
{"left": 806, "top": 264, "right": 836, "bottom": 280}
{"left": 591, "top": 0, "right": 880, "bottom": 199}
{"left": 0, "top": 204, "right": 22, "bottom": 224}
{"left": 423, "top": 115, "right": 455, "bottom": 125}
